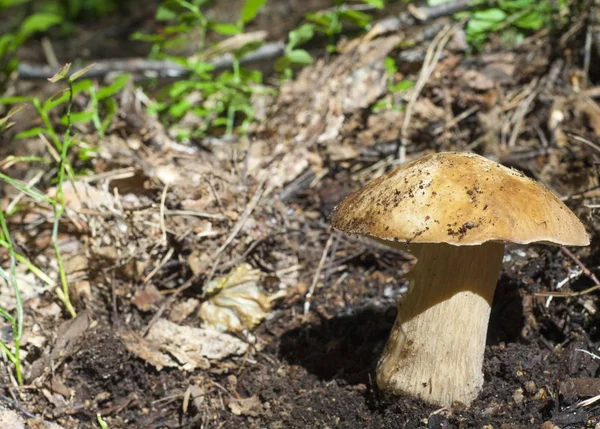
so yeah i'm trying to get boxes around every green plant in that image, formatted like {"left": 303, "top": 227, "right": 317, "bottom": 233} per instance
{"left": 275, "top": 0, "right": 388, "bottom": 79}
{"left": 446, "top": 0, "right": 567, "bottom": 49}
{"left": 133, "top": 0, "right": 271, "bottom": 139}
{"left": 0, "top": 64, "right": 126, "bottom": 318}
{"left": 0, "top": 207, "right": 24, "bottom": 385}
{"left": 371, "top": 56, "right": 414, "bottom": 112}
{"left": 97, "top": 414, "right": 109, "bottom": 429}
{"left": 275, "top": 24, "right": 315, "bottom": 80}
{"left": 304, "top": 0, "right": 384, "bottom": 52}
{"left": 0, "top": 4, "right": 62, "bottom": 78}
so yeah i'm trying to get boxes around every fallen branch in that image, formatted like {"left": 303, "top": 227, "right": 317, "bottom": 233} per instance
{"left": 17, "top": 41, "right": 285, "bottom": 80}
{"left": 17, "top": 0, "right": 488, "bottom": 81}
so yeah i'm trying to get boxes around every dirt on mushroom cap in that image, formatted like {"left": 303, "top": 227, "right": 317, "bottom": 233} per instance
{"left": 330, "top": 151, "right": 589, "bottom": 246}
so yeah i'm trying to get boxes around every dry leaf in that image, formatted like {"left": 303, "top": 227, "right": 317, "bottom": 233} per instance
{"left": 46, "top": 181, "right": 114, "bottom": 212}
{"left": 132, "top": 284, "right": 163, "bottom": 312}
{"left": 199, "top": 264, "right": 286, "bottom": 332}
{"left": 228, "top": 395, "right": 262, "bottom": 416}
{"left": 27, "top": 419, "right": 66, "bottom": 429}
{"left": 121, "top": 319, "right": 248, "bottom": 371}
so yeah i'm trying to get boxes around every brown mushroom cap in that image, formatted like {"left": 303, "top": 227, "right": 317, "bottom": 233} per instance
{"left": 331, "top": 151, "right": 589, "bottom": 246}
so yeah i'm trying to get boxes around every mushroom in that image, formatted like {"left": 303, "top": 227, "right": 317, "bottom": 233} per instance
{"left": 330, "top": 151, "right": 589, "bottom": 406}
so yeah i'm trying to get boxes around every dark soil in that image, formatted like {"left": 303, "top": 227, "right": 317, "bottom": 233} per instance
{"left": 1, "top": 1, "right": 600, "bottom": 428}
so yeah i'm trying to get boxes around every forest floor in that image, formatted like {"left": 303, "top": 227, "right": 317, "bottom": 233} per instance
{"left": 1, "top": 1, "right": 600, "bottom": 428}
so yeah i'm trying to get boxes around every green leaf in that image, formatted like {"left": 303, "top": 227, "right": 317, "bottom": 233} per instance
{"left": 47, "top": 63, "right": 71, "bottom": 83}
{"left": 69, "top": 63, "right": 96, "bottom": 82}
{"left": 43, "top": 79, "right": 92, "bottom": 111}
{"left": 101, "top": 97, "right": 118, "bottom": 132}
{"left": 130, "top": 32, "right": 165, "bottom": 42}
{"left": 77, "top": 145, "right": 100, "bottom": 161}
{"left": 174, "top": 0, "right": 200, "bottom": 15}
{"left": 233, "top": 40, "right": 264, "bottom": 59}
{"left": 472, "top": 8, "right": 507, "bottom": 23}
{"left": 0, "top": 106, "right": 23, "bottom": 130}
{"left": 306, "top": 12, "right": 335, "bottom": 29}
{"left": 0, "top": 0, "right": 31, "bottom": 7}
{"left": 498, "top": 0, "right": 533, "bottom": 11}
{"left": 384, "top": 56, "right": 397, "bottom": 75}
{"left": 19, "top": 13, "right": 61, "bottom": 39}
{"left": 156, "top": 4, "right": 178, "bottom": 21}
{"left": 340, "top": 9, "right": 372, "bottom": 28}
{"left": 360, "top": 0, "right": 384, "bottom": 8}
{"left": 240, "top": 0, "right": 267, "bottom": 23}
{"left": 467, "top": 9, "right": 507, "bottom": 35}
{"left": 286, "top": 49, "right": 312, "bottom": 65}
{"left": 0, "top": 96, "right": 34, "bottom": 104}
{"left": 288, "top": 23, "right": 314, "bottom": 51}
{"left": 169, "top": 99, "right": 193, "bottom": 118}
{"left": 14, "top": 127, "right": 45, "bottom": 139}
{"left": 96, "top": 74, "right": 130, "bottom": 100}
{"left": 0, "top": 34, "right": 16, "bottom": 57}
{"left": 209, "top": 22, "right": 240, "bottom": 35}
{"left": 60, "top": 110, "right": 94, "bottom": 125}
{"left": 514, "top": 10, "right": 543, "bottom": 29}
{"left": 274, "top": 56, "right": 291, "bottom": 72}
{"left": 390, "top": 79, "right": 414, "bottom": 92}
{"left": 0, "top": 173, "right": 51, "bottom": 204}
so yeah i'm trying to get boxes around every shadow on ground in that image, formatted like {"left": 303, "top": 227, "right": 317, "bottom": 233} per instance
{"left": 279, "top": 275, "right": 525, "bottom": 388}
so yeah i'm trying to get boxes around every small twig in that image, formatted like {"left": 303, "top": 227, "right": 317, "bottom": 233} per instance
{"left": 304, "top": 233, "right": 335, "bottom": 315}
{"left": 142, "top": 272, "right": 203, "bottom": 337}
{"left": 536, "top": 248, "right": 600, "bottom": 298}
{"left": 398, "top": 23, "right": 458, "bottom": 161}
{"left": 432, "top": 105, "right": 480, "bottom": 136}
{"left": 79, "top": 167, "right": 137, "bottom": 183}
{"left": 569, "top": 133, "right": 600, "bottom": 153}
{"left": 215, "top": 176, "right": 267, "bottom": 256}
{"left": 578, "top": 393, "right": 600, "bottom": 407}
{"left": 165, "top": 210, "right": 226, "bottom": 220}
{"left": 205, "top": 176, "right": 227, "bottom": 217}
{"left": 41, "top": 37, "right": 59, "bottom": 69}
{"left": 584, "top": 23, "right": 593, "bottom": 79}
{"left": 159, "top": 184, "right": 169, "bottom": 246}
{"left": 0, "top": 393, "right": 38, "bottom": 419}
{"left": 409, "top": 0, "right": 487, "bottom": 22}
{"left": 507, "top": 78, "right": 540, "bottom": 148}
{"left": 143, "top": 247, "right": 174, "bottom": 284}
{"left": 561, "top": 247, "right": 600, "bottom": 285}
{"left": 544, "top": 268, "right": 582, "bottom": 306}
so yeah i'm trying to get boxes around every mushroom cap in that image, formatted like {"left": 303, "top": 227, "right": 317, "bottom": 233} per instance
{"left": 331, "top": 151, "right": 589, "bottom": 246}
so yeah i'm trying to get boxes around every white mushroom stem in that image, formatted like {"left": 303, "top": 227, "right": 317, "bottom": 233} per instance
{"left": 376, "top": 241, "right": 505, "bottom": 406}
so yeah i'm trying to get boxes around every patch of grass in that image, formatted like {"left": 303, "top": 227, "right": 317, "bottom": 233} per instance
{"left": 0, "top": 64, "right": 126, "bottom": 318}
{"left": 304, "top": 0, "right": 384, "bottom": 53}
{"left": 132, "top": 0, "right": 273, "bottom": 140}
{"left": 442, "top": 0, "right": 568, "bottom": 49}
{"left": 0, "top": 4, "right": 62, "bottom": 81}
{"left": 0, "top": 207, "right": 24, "bottom": 384}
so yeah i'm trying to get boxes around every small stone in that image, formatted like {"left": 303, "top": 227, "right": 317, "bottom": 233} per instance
{"left": 513, "top": 387, "right": 525, "bottom": 405}
{"left": 524, "top": 380, "right": 537, "bottom": 394}
{"left": 533, "top": 387, "right": 548, "bottom": 401}
{"left": 427, "top": 414, "right": 450, "bottom": 428}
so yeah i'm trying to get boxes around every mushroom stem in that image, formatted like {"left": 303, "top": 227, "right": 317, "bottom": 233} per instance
{"left": 376, "top": 241, "right": 505, "bottom": 406}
